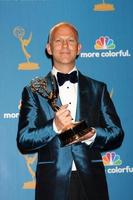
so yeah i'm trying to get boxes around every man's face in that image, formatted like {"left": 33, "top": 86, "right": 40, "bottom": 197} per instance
{"left": 47, "top": 24, "right": 81, "bottom": 70}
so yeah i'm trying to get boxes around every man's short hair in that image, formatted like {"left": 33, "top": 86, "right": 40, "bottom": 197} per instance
{"left": 48, "top": 22, "right": 79, "bottom": 42}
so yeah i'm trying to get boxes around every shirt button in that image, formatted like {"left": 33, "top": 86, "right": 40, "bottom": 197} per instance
{"left": 69, "top": 102, "right": 71, "bottom": 104}
{"left": 67, "top": 86, "right": 69, "bottom": 89}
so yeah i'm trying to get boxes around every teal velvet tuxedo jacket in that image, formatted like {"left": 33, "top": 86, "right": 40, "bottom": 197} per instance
{"left": 17, "top": 71, "right": 124, "bottom": 200}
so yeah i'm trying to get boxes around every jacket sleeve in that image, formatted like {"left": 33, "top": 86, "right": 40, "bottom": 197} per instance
{"left": 92, "top": 84, "right": 124, "bottom": 151}
{"left": 16, "top": 86, "right": 57, "bottom": 154}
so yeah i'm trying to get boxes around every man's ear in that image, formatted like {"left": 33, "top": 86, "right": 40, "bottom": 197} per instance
{"left": 77, "top": 43, "right": 82, "bottom": 55}
{"left": 46, "top": 43, "right": 52, "bottom": 55}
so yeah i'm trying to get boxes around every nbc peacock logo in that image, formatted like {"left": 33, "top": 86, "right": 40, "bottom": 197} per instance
{"left": 102, "top": 152, "right": 122, "bottom": 166}
{"left": 102, "top": 152, "right": 133, "bottom": 174}
{"left": 80, "top": 35, "right": 131, "bottom": 58}
{"left": 94, "top": 36, "right": 116, "bottom": 50}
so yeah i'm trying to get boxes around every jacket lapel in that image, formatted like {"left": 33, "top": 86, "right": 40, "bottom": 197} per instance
{"left": 75, "top": 71, "right": 92, "bottom": 123}
{"left": 46, "top": 72, "right": 62, "bottom": 110}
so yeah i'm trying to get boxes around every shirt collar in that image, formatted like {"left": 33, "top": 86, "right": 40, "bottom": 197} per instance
{"left": 52, "top": 66, "right": 78, "bottom": 79}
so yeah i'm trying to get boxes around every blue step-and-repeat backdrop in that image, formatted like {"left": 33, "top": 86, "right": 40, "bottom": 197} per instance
{"left": 0, "top": 1, "right": 133, "bottom": 199}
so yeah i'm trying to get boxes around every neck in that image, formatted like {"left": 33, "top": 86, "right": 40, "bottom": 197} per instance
{"left": 53, "top": 63, "right": 75, "bottom": 73}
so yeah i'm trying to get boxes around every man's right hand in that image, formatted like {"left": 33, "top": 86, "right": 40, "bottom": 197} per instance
{"left": 54, "top": 104, "right": 73, "bottom": 133}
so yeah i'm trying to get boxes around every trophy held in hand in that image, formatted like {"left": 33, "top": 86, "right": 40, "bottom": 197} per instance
{"left": 31, "top": 75, "right": 92, "bottom": 146}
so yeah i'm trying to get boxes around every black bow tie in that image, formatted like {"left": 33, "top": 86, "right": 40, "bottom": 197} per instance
{"left": 57, "top": 71, "right": 78, "bottom": 86}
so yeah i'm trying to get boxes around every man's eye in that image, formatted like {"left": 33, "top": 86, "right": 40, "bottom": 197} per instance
{"left": 55, "top": 39, "right": 61, "bottom": 43}
{"left": 69, "top": 39, "right": 76, "bottom": 43}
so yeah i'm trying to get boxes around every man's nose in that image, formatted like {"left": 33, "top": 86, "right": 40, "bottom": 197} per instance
{"left": 62, "top": 40, "right": 68, "bottom": 47}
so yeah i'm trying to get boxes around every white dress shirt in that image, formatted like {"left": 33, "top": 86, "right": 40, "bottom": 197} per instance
{"left": 52, "top": 66, "right": 96, "bottom": 170}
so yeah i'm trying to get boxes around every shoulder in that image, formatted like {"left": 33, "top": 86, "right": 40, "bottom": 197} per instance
{"left": 21, "top": 72, "right": 54, "bottom": 100}
{"left": 24, "top": 72, "right": 51, "bottom": 91}
{"left": 78, "top": 71, "right": 106, "bottom": 88}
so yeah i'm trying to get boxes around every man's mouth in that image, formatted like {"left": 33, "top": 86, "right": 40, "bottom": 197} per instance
{"left": 60, "top": 51, "right": 70, "bottom": 54}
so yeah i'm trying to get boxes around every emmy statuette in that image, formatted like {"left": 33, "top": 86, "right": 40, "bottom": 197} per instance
{"left": 31, "top": 75, "right": 92, "bottom": 146}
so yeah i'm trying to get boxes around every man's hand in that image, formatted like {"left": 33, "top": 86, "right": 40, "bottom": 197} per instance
{"left": 65, "top": 128, "right": 96, "bottom": 145}
{"left": 79, "top": 128, "right": 96, "bottom": 142}
{"left": 54, "top": 104, "right": 73, "bottom": 132}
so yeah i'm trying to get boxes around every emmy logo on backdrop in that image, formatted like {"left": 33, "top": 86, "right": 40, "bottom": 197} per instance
{"left": 94, "top": 0, "right": 115, "bottom": 11}
{"left": 23, "top": 154, "right": 37, "bottom": 189}
{"left": 13, "top": 26, "right": 39, "bottom": 70}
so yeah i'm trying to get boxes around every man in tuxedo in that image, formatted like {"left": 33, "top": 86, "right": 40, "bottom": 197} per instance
{"left": 17, "top": 22, "right": 124, "bottom": 200}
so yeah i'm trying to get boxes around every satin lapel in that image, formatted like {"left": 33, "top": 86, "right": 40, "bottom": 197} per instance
{"left": 46, "top": 72, "right": 62, "bottom": 109}
{"left": 75, "top": 71, "right": 92, "bottom": 122}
